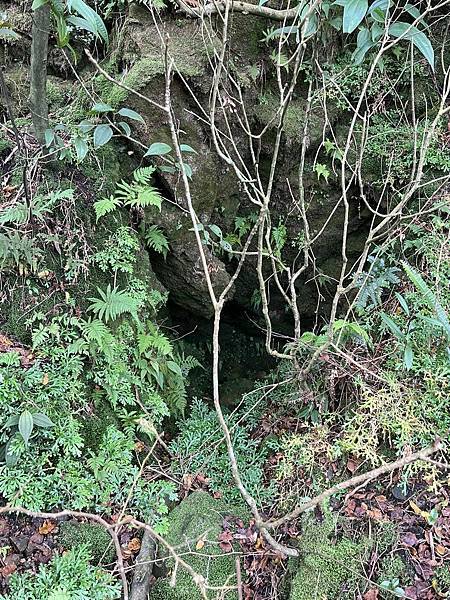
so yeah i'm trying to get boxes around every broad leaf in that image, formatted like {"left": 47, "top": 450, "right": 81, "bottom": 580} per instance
{"left": 352, "top": 27, "right": 374, "bottom": 64}
{"left": 180, "top": 144, "right": 197, "bottom": 153}
{"left": 73, "top": 136, "right": 88, "bottom": 161}
{"left": 343, "top": 0, "right": 368, "bottom": 33}
{"left": 118, "top": 108, "right": 145, "bottom": 123}
{"left": 93, "top": 124, "right": 113, "bottom": 148}
{"left": 118, "top": 121, "right": 132, "bottom": 137}
{"left": 404, "top": 345, "right": 414, "bottom": 370}
{"left": 167, "top": 360, "right": 183, "bottom": 377}
{"left": 91, "top": 102, "right": 113, "bottom": 113}
{"left": 67, "top": 15, "right": 96, "bottom": 35}
{"left": 4, "top": 415, "right": 19, "bottom": 428}
{"left": 144, "top": 142, "right": 172, "bottom": 157}
{"left": 33, "top": 413, "right": 55, "bottom": 428}
{"left": 389, "top": 22, "right": 434, "bottom": 70}
{"left": 18, "top": 410, "right": 34, "bottom": 447}
{"left": 32, "top": 0, "right": 48, "bottom": 8}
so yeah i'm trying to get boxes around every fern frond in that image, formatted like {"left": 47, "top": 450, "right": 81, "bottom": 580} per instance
{"left": 133, "top": 166, "right": 155, "bottom": 185}
{"left": 402, "top": 261, "right": 450, "bottom": 338}
{"left": 80, "top": 318, "right": 110, "bottom": 344}
{"left": 138, "top": 329, "right": 173, "bottom": 357}
{"left": 0, "top": 203, "right": 29, "bottom": 226}
{"left": 94, "top": 195, "right": 122, "bottom": 222}
{"left": 88, "top": 285, "right": 139, "bottom": 323}
{"left": 144, "top": 225, "right": 169, "bottom": 257}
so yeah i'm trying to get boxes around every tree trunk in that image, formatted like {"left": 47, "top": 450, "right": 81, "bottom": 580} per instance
{"left": 29, "top": 3, "right": 50, "bottom": 146}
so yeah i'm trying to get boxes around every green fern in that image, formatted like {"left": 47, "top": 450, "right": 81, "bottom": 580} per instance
{"left": 133, "top": 166, "right": 155, "bottom": 185}
{"left": 138, "top": 328, "right": 173, "bottom": 357}
{"left": 144, "top": 225, "right": 169, "bottom": 258}
{"left": 115, "top": 181, "right": 162, "bottom": 210}
{"left": 88, "top": 285, "right": 139, "bottom": 323}
{"left": 80, "top": 318, "right": 111, "bottom": 345}
{"left": 93, "top": 195, "right": 121, "bottom": 222}
{"left": 0, "top": 203, "right": 29, "bottom": 226}
{"left": 402, "top": 261, "right": 450, "bottom": 338}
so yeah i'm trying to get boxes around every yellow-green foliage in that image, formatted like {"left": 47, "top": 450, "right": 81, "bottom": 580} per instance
{"left": 290, "top": 506, "right": 370, "bottom": 600}
{"left": 336, "top": 382, "right": 429, "bottom": 466}
{"left": 150, "top": 491, "right": 238, "bottom": 600}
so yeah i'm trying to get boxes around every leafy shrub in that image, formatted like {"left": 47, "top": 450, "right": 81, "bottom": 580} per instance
{"left": 170, "top": 399, "right": 275, "bottom": 506}
{"left": 0, "top": 545, "right": 121, "bottom": 600}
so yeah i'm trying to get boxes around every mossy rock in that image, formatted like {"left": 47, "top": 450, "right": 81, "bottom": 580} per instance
{"left": 59, "top": 521, "right": 115, "bottom": 564}
{"left": 150, "top": 491, "right": 239, "bottom": 599}
{"left": 254, "top": 94, "right": 330, "bottom": 150}
{"left": 289, "top": 507, "right": 370, "bottom": 600}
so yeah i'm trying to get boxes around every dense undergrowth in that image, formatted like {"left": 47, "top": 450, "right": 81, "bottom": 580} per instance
{"left": 1, "top": 0, "right": 450, "bottom": 598}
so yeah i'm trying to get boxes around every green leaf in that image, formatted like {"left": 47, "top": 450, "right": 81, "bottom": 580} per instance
{"left": 395, "top": 292, "right": 410, "bottom": 316}
{"left": 4, "top": 415, "right": 19, "bottom": 428}
{"left": 118, "top": 121, "right": 132, "bottom": 137}
{"left": 91, "top": 102, "right": 113, "bottom": 113}
{"left": 352, "top": 27, "right": 374, "bottom": 64}
{"left": 44, "top": 129, "right": 55, "bottom": 147}
{"left": 18, "top": 410, "right": 34, "bottom": 447}
{"left": 73, "top": 136, "right": 88, "bottom": 162}
{"left": 181, "top": 163, "right": 193, "bottom": 179}
{"left": 118, "top": 107, "right": 145, "bottom": 123}
{"left": 403, "top": 345, "right": 413, "bottom": 370}
{"left": 389, "top": 22, "right": 434, "bottom": 70}
{"left": 180, "top": 144, "right": 197, "bottom": 153}
{"left": 32, "top": 413, "right": 55, "bottom": 428}
{"left": 32, "top": 0, "right": 48, "bottom": 8}
{"left": 144, "top": 142, "right": 172, "bottom": 157}
{"left": 0, "top": 27, "right": 20, "bottom": 40}
{"left": 5, "top": 438, "right": 19, "bottom": 467}
{"left": 93, "top": 124, "right": 113, "bottom": 148}
{"left": 67, "top": 15, "right": 96, "bottom": 35}
{"left": 209, "top": 224, "right": 222, "bottom": 238}
{"left": 69, "top": 0, "right": 108, "bottom": 44}
{"left": 167, "top": 360, "right": 183, "bottom": 377}
{"left": 266, "top": 25, "right": 298, "bottom": 40}
{"left": 341, "top": 0, "right": 368, "bottom": 33}
{"left": 380, "top": 312, "right": 404, "bottom": 340}
{"left": 78, "top": 119, "right": 95, "bottom": 133}
{"left": 368, "top": 0, "right": 389, "bottom": 22}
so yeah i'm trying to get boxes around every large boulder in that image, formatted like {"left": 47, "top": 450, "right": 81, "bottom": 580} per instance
{"left": 150, "top": 491, "right": 239, "bottom": 600}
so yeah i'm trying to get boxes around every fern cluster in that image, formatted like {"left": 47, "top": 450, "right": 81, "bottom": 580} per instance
{"left": 94, "top": 167, "right": 163, "bottom": 221}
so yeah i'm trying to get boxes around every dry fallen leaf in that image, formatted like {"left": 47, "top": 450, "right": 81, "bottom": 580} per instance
{"left": 435, "top": 544, "right": 447, "bottom": 556}
{"left": 195, "top": 537, "right": 205, "bottom": 550}
{"left": 0, "top": 563, "right": 17, "bottom": 578}
{"left": 218, "top": 531, "right": 233, "bottom": 553}
{"left": 363, "top": 588, "right": 379, "bottom": 600}
{"left": 39, "top": 520, "right": 56, "bottom": 535}
{"left": 127, "top": 538, "right": 141, "bottom": 553}
{"left": 41, "top": 373, "right": 49, "bottom": 386}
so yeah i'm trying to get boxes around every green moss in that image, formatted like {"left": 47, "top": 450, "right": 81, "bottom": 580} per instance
{"left": 289, "top": 506, "right": 370, "bottom": 600}
{"left": 150, "top": 491, "right": 239, "bottom": 599}
{"left": 59, "top": 521, "right": 115, "bottom": 564}
{"left": 254, "top": 94, "right": 326, "bottom": 147}
{"left": 107, "top": 23, "right": 209, "bottom": 108}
